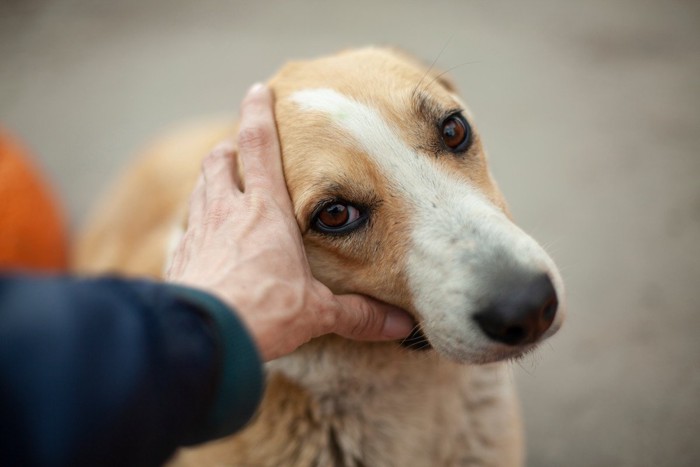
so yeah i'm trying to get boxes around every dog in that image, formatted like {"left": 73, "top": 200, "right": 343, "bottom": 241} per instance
{"left": 74, "top": 47, "right": 565, "bottom": 466}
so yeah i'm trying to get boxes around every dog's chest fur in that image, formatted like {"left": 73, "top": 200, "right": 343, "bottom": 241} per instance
{"left": 173, "top": 338, "right": 523, "bottom": 467}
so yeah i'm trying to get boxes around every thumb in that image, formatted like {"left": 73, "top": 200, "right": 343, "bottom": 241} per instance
{"left": 329, "top": 295, "right": 415, "bottom": 341}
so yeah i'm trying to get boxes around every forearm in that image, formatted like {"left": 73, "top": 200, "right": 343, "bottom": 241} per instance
{"left": 0, "top": 275, "right": 263, "bottom": 467}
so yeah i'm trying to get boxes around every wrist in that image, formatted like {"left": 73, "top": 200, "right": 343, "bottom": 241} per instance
{"left": 165, "top": 284, "right": 265, "bottom": 442}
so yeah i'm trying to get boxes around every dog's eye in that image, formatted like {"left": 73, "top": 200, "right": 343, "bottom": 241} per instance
{"left": 440, "top": 113, "right": 471, "bottom": 152}
{"left": 313, "top": 202, "right": 366, "bottom": 235}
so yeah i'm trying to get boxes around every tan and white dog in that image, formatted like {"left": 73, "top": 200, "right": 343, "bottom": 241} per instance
{"left": 75, "top": 47, "right": 565, "bottom": 466}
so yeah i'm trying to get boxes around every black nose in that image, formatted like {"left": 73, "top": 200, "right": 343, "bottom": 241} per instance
{"left": 473, "top": 273, "right": 558, "bottom": 346}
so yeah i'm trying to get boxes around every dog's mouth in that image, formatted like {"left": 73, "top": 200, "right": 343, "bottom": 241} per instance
{"left": 400, "top": 326, "right": 432, "bottom": 351}
{"left": 397, "top": 324, "right": 541, "bottom": 361}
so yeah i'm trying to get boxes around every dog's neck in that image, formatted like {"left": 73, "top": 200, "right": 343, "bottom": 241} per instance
{"left": 258, "top": 336, "right": 523, "bottom": 466}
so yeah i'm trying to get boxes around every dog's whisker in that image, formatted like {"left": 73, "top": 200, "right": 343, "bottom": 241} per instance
{"left": 514, "top": 347, "right": 543, "bottom": 374}
{"left": 412, "top": 35, "right": 454, "bottom": 98}
{"left": 538, "top": 236, "right": 569, "bottom": 260}
{"left": 418, "top": 60, "right": 481, "bottom": 94}
{"left": 395, "top": 346, "right": 436, "bottom": 365}
{"left": 513, "top": 357, "right": 533, "bottom": 376}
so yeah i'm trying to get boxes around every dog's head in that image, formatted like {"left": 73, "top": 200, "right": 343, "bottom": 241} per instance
{"left": 267, "top": 47, "right": 565, "bottom": 364}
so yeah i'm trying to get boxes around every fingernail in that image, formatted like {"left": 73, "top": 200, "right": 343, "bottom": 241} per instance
{"left": 211, "top": 140, "right": 234, "bottom": 155}
{"left": 382, "top": 309, "right": 416, "bottom": 339}
{"left": 247, "top": 82, "right": 265, "bottom": 95}
{"left": 208, "top": 142, "right": 234, "bottom": 163}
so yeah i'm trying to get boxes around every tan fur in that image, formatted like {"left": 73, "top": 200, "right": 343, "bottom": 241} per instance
{"left": 74, "top": 119, "right": 236, "bottom": 276}
{"left": 74, "top": 48, "right": 529, "bottom": 466}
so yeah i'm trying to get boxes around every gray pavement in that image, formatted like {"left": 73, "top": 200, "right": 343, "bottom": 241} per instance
{"left": 1, "top": 0, "right": 699, "bottom": 465}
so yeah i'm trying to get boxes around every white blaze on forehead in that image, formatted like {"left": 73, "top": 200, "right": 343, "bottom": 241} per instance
{"left": 292, "top": 88, "right": 414, "bottom": 178}
{"left": 291, "top": 87, "right": 565, "bottom": 361}
{"left": 291, "top": 88, "right": 477, "bottom": 201}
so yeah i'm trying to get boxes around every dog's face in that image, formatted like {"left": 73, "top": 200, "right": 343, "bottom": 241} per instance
{"left": 269, "top": 48, "right": 565, "bottom": 364}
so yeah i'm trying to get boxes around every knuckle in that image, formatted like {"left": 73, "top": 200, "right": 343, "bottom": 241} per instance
{"left": 337, "top": 296, "right": 376, "bottom": 338}
{"left": 238, "top": 125, "right": 272, "bottom": 152}
{"left": 202, "top": 147, "right": 230, "bottom": 171}
{"left": 350, "top": 308, "right": 374, "bottom": 337}
{"left": 317, "top": 293, "right": 339, "bottom": 333}
{"left": 243, "top": 194, "right": 267, "bottom": 215}
{"left": 204, "top": 197, "right": 233, "bottom": 228}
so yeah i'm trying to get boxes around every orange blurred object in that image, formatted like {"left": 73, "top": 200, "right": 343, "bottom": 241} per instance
{"left": 0, "top": 128, "right": 68, "bottom": 271}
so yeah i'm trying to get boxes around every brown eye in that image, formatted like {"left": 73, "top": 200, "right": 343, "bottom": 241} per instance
{"left": 318, "top": 204, "right": 350, "bottom": 228}
{"left": 313, "top": 202, "right": 366, "bottom": 234}
{"left": 440, "top": 113, "right": 471, "bottom": 152}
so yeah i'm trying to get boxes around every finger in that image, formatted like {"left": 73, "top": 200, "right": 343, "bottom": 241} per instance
{"left": 329, "top": 295, "right": 415, "bottom": 341}
{"left": 237, "top": 83, "right": 287, "bottom": 201}
{"left": 201, "top": 141, "right": 239, "bottom": 201}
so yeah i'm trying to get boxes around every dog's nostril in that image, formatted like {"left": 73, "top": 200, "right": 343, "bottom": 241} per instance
{"left": 474, "top": 314, "right": 530, "bottom": 346}
{"left": 473, "top": 273, "right": 558, "bottom": 346}
{"left": 503, "top": 325, "right": 527, "bottom": 344}
{"left": 542, "top": 296, "right": 558, "bottom": 323}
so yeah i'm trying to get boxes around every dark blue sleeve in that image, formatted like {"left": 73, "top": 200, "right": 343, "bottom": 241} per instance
{"left": 0, "top": 274, "right": 264, "bottom": 467}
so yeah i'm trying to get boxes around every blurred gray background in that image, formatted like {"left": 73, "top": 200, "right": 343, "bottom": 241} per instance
{"left": 1, "top": 0, "right": 698, "bottom": 465}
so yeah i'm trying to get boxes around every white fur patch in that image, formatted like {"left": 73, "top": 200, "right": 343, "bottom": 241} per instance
{"left": 291, "top": 88, "right": 565, "bottom": 362}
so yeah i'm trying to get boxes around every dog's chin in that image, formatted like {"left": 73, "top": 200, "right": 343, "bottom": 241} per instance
{"left": 400, "top": 326, "right": 538, "bottom": 364}
{"left": 439, "top": 341, "right": 538, "bottom": 365}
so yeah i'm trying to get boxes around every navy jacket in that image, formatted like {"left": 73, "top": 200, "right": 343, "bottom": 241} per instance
{"left": 0, "top": 275, "right": 264, "bottom": 467}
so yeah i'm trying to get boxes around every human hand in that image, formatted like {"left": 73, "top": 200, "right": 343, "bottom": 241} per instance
{"left": 166, "top": 84, "right": 414, "bottom": 361}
